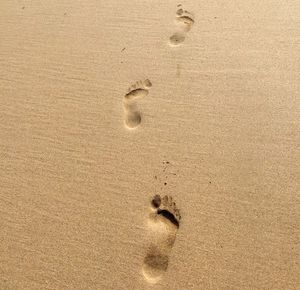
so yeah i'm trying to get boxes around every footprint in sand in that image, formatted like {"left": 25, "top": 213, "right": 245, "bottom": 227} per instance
{"left": 123, "top": 79, "right": 152, "bottom": 129}
{"left": 169, "top": 4, "right": 194, "bottom": 46}
{"left": 142, "top": 195, "right": 181, "bottom": 283}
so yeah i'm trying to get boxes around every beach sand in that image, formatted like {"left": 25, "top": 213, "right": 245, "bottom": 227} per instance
{"left": 0, "top": 0, "right": 299, "bottom": 289}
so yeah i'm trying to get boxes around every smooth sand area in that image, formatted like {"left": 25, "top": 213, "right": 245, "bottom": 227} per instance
{"left": 1, "top": 0, "right": 299, "bottom": 289}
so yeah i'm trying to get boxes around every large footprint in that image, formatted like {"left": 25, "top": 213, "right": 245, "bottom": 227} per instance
{"left": 142, "top": 195, "right": 181, "bottom": 284}
{"left": 169, "top": 5, "right": 194, "bottom": 46}
{"left": 123, "top": 79, "right": 152, "bottom": 129}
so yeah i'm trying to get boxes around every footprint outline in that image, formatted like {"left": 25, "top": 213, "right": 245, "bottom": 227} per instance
{"left": 142, "top": 194, "right": 181, "bottom": 284}
{"left": 169, "top": 5, "right": 195, "bottom": 46}
{"left": 123, "top": 79, "right": 152, "bottom": 129}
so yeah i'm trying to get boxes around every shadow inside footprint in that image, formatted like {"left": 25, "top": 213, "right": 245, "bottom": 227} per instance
{"left": 177, "top": 15, "right": 194, "bottom": 31}
{"left": 144, "top": 252, "right": 169, "bottom": 273}
{"left": 169, "top": 33, "right": 185, "bottom": 46}
{"left": 157, "top": 209, "right": 180, "bottom": 228}
{"left": 124, "top": 110, "right": 141, "bottom": 128}
{"left": 143, "top": 246, "right": 169, "bottom": 283}
{"left": 125, "top": 88, "right": 148, "bottom": 100}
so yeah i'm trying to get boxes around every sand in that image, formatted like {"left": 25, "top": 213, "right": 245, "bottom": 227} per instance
{"left": 0, "top": 0, "right": 299, "bottom": 289}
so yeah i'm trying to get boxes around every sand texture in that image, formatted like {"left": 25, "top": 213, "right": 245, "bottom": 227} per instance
{"left": 0, "top": 0, "right": 300, "bottom": 289}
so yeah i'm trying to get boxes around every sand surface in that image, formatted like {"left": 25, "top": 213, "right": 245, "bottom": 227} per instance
{"left": 1, "top": 0, "right": 300, "bottom": 289}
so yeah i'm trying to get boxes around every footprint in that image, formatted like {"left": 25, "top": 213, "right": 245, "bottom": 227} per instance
{"left": 123, "top": 79, "right": 152, "bottom": 129}
{"left": 169, "top": 5, "right": 194, "bottom": 46}
{"left": 142, "top": 195, "right": 181, "bottom": 283}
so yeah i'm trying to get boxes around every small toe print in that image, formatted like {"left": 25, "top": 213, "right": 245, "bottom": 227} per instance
{"left": 144, "top": 79, "right": 152, "bottom": 88}
{"left": 152, "top": 195, "right": 161, "bottom": 208}
{"left": 176, "top": 8, "right": 184, "bottom": 16}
